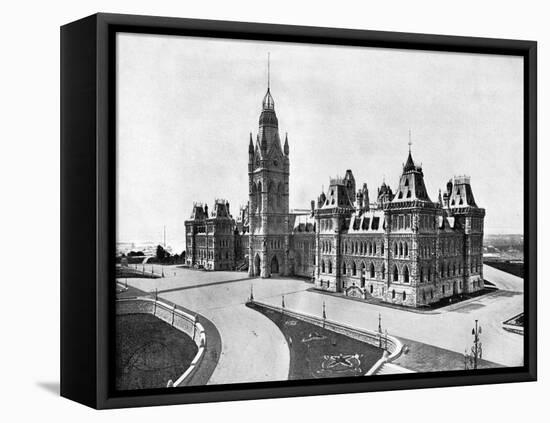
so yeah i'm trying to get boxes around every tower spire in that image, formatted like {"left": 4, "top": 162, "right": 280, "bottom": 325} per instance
{"left": 267, "top": 52, "right": 270, "bottom": 90}
{"left": 408, "top": 129, "right": 412, "bottom": 154}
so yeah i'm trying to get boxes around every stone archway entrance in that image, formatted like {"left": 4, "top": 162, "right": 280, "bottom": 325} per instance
{"left": 271, "top": 255, "right": 279, "bottom": 275}
{"left": 254, "top": 254, "right": 261, "bottom": 277}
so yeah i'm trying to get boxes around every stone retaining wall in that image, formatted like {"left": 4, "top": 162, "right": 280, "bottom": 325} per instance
{"left": 116, "top": 298, "right": 206, "bottom": 387}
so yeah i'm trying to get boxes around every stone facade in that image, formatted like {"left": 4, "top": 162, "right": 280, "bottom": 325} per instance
{"left": 313, "top": 157, "right": 486, "bottom": 307}
{"left": 184, "top": 79, "right": 485, "bottom": 307}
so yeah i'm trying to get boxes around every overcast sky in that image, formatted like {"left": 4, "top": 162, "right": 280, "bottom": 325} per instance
{"left": 116, "top": 32, "right": 524, "bottom": 252}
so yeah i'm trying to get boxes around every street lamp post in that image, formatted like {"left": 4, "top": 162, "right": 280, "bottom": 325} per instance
{"left": 322, "top": 301, "right": 326, "bottom": 328}
{"left": 464, "top": 319, "right": 482, "bottom": 370}
{"left": 378, "top": 313, "right": 382, "bottom": 348}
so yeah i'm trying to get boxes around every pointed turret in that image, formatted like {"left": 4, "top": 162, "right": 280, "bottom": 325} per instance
{"left": 362, "top": 183, "right": 370, "bottom": 211}
{"left": 284, "top": 133, "right": 289, "bottom": 156}
{"left": 404, "top": 151, "right": 416, "bottom": 172}
{"left": 393, "top": 142, "right": 431, "bottom": 203}
{"left": 248, "top": 133, "right": 254, "bottom": 154}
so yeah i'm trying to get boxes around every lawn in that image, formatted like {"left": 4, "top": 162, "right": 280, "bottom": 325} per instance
{"left": 247, "top": 303, "right": 384, "bottom": 380}
{"left": 485, "top": 260, "right": 524, "bottom": 278}
{"left": 116, "top": 314, "right": 198, "bottom": 390}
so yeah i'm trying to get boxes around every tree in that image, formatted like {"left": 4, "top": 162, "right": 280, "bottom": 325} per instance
{"left": 156, "top": 245, "right": 167, "bottom": 261}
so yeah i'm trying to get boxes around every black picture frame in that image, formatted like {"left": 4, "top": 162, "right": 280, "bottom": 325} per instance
{"left": 60, "top": 12, "right": 537, "bottom": 409}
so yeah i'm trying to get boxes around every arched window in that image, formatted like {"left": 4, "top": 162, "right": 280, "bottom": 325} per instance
{"left": 420, "top": 267, "right": 424, "bottom": 283}
{"left": 370, "top": 285, "right": 374, "bottom": 294}
{"left": 373, "top": 243, "right": 377, "bottom": 255}
{"left": 403, "top": 291, "right": 407, "bottom": 301}
{"left": 355, "top": 241, "right": 359, "bottom": 254}
{"left": 277, "top": 182, "right": 284, "bottom": 209}
{"left": 427, "top": 266, "right": 432, "bottom": 282}
{"left": 381, "top": 264, "right": 386, "bottom": 279}
{"left": 251, "top": 183, "right": 257, "bottom": 211}
{"left": 392, "top": 289, "right": 396, "bottom": 299}
{"left": 399, "top": 242, "right": 403, "bottom": 256}
{"left": 342, "top": 262, "right": 347, "bottom": 275}
{"left": 328, "top": 260, "right": 332, "bottom": 274}
{"left": 352, "top": 262, "right": 357, "bottom": 276}
{"left": 404, "top": 242, "right": 408, "bottom": 256}
{"left": 393, "top": 265, "right": 399, "bottom": 282}
{"left": 381, "top": 243, "right": 385, "bottom": 255}
{"left": 321, "top": 260, "right": 325, "bottom": 273}
{"left": 447, "top": 262, "right": 451, "bottom": 277}
{"left": 403, "top": 266, "right": 410, "bottom": 283}
{"left": 369, "top": 262, "right": 375, "bottom": 278}
{"left": 394, "top": 242, "right": 398, "bottom": 256}
{"left": 268, "top": 181, "right": 275, "bottom": 209}
{"left": 257, "top": 182, "right": 262, "bottom": 212}
{"left": 368, "top": 243, "right": 372, "bottom": 255}
{"left": 453, "top": 263, "right": 456, "bottom": 276}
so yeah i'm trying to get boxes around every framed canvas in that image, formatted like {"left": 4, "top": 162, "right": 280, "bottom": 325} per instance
{"left": 60, "top": 13, "right": 537, "bottom": 409}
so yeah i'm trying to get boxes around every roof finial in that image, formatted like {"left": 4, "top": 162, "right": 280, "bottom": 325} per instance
{"left": 408, "top": 128, "right": 412, "bottom": 153}
{"left": 267, "top": 52, "right": 270, "bottom": 90}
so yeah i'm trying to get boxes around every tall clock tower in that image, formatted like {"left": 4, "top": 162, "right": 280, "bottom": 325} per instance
{"left": 248, "top": 60, "right": 290, "bottom": 278}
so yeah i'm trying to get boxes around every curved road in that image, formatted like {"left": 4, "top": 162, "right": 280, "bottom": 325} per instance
{"left": 124, "top": 269, "right": 308, "bottom": 385}
{"left": 123, "top": 263, "right": 524, "bottom": 383}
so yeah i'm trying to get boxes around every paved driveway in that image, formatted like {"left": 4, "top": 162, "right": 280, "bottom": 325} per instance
{"left": 125, "top": 269, "right": 309, "bottom": 385}
{"left": 260, "top": 265, "right": 524, "bottom": 367}
{"left": 123, "top": 264, "right": 524, "bottom": 384}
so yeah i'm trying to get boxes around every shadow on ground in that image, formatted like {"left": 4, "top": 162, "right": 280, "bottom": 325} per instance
{"left": 36, "top": 381, "right": 59, "bottom": 396}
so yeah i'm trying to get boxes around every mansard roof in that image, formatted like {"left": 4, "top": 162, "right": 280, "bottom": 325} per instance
{"left": 320, "top": 178, "right": 355, "bottom": 209}
{"left": 346, "top": 210, "right": 385, "bottom": 234}
{"left": 189, "top": 203, "right": 206, "bottom": 220}
{"left": 290, "top": 212, "right": 316, "bottom": 234}
{"left": 447, "top": 176, "right": 478, "bottom": 208}
{"left": 392, "top": 151, "right": 432, "bottom": 204}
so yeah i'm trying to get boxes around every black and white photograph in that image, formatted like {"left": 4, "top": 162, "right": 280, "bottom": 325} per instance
{"left": 3, "top": 0, "right": 547, "bottom": 419}
{"left": 114, "top": 32, "right": 526, "bottom": 390}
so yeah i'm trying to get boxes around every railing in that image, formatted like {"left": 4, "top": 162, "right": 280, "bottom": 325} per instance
{"left": 247, "top": 300, "right": 403, "bottom": 375}
{"left": 116, "top": 297, "right": 206, "bottom": 387}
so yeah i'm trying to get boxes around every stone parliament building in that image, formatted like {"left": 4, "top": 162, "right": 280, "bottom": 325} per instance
{"left": 185, "top": 73, "right": 486, "bottom": 308}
